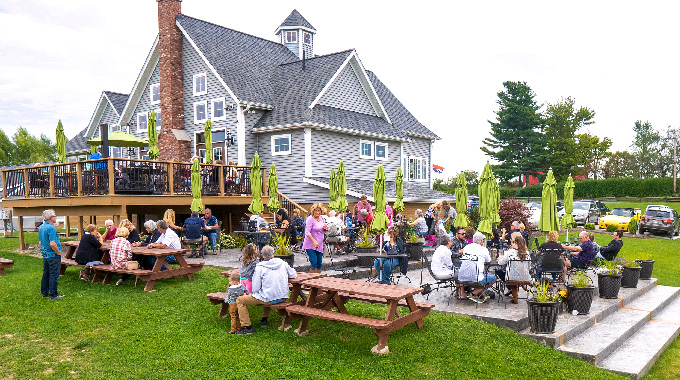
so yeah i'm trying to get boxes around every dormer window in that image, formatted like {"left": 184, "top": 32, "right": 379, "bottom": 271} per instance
{"left": 303, "top": 31, "right": 311, "bottom": 45}
{"left": 150, "top": 83, "right": 160, "bottom": 104}
{"left": 193, "top": 73, "right": 207, "bottom": 96}
{"left": 285, "top": 31, "right": 297, "bottom": 43}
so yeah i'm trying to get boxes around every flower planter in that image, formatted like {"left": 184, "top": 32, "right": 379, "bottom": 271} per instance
{"left": 597, "top": 274, "right": 622, "bottom": 299}
{"left": 276, "top": 254, "right": 294, "bottom": 268}
{"left": 636, "top": 260, "right": 655, "bottom": 280}
{"left": 527, "top": 300, "right": 560, "bottom": 334}
{"left": 405, "top": 242, "right": 424, "bottom": 261}
{"left": 566, "top": 285, "right": 595, "bottom": 315}
{"left": 621, "top": 266, "right": 642, "bottom": 288}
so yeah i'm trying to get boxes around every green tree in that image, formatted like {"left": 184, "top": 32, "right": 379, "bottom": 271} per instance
{"left": 5, "top": 127, "right": 57, "bottom": 165}
{"left": 630, "top": 120, "right": 661, "bottom": 178}
{"left": 603, "top": 150, "right": 636, "bottom": 178}
{"left": 0, "top": 130, "right": 13, "bottom": 166}
{"left": 580, "top": 134, "right": 612, "bottom": 179}
{"left": 543, "top": 97, "right": 596, "bottom": 180}
{"left": 481, "top": 81, "right": 545, "bottom": 184}
{"left": 433, "top": 170, "right": 479, "bottom": 194}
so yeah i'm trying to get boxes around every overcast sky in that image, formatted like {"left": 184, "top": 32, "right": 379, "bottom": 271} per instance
{"left": 1, "top": 0, "right": 678, "bottom": 179}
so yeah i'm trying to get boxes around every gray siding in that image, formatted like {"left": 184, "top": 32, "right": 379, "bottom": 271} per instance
{"left": 302, "top": 33, "right": 313, "bottom": 58}
{"left": 402, "top": 137, "right": 431, "bottom": 183}
{"left": 318, "top": 64, "right": 377, "bottom": 116}
{"left": 128, "top": 63, "right": 160, "bottom": 139}
{"left": 280, "top": 30, "right": 300, "bottom": 58}
{"left": 92, "top": 103, "right": 122, "bottom": 138}
{"left": 244, "top": 110, "right": 265, "bottom": 164}
{"left": 310, "top": 130, "right": 400, "bottom": 181}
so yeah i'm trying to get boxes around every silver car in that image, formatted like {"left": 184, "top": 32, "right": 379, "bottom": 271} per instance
{"left": 557, "top": 201, "right": 599, "bottom": 225}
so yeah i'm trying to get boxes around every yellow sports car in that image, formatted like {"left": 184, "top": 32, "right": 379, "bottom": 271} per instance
{"left": 598, "top": 208, "right": 641, "bottom": 231}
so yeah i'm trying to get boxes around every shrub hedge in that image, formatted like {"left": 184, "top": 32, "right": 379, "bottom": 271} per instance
{"left": 501, "top": 177, "right": 675, "bottom": 198}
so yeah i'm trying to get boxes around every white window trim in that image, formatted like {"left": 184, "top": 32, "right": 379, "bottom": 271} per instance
{"left": 211, "top": 97, "right": 226, "bottom": 121}
{"left": 302, "top": 31, "right": 312, "bottom": 45}
{"left": 193, "top": 72, "right": 207, "bottom": 96}
{"left": 154, "top": 109, "right": 161, "bottom": 132}
{"left": 359, "top": 140, "right": 374, "bottom": 160}
{"left": 285, "top": 31, "right": 297, "bottom": 43}
{"left": 408, "top": 156, "right": 428, "bottom": 182}
{"left": 375, "top": 142, "right": 388, "bottom": 161}
{"left": 137, "top": 112, "right": 148, "bottom": 132}
{"left": 149, "top": 83, "right": 160, "bottom": 105}
{"left": 194, "top": 100, "right": 208, "bottom": 124}
{"left": 271, "top": 133, "right": 292, "bottom": 156}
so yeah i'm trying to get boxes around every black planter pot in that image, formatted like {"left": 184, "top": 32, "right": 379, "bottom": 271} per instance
{"left": 405, "top": 242, "right": 424, "bottom": 261}
{"left": 621, "top": 266, "right": 642, "bottom": 288}
{"left": 527, "top": 300, "right": 560, "bottom": 334}
{"left": 276, "top": 254, "right": 294, "bottom": 268}
{"left": 597, "top": 274, "right": 622, "bottom": 299}
{"left": 636, "top": 260, "right": 655, "bottom": 280}
{"left": 566, "top": 285, "right": 595, "bottom": 315}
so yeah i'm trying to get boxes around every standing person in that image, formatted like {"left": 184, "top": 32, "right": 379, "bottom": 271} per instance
{"left": 100, "top": 219, "right": 117, "bottom": 243}
{"left": 459, "top": 232, "right": 494, "bottom": 303}
{"left": 373, "top": 226, "right": 405, "bottom": 284}
{"left": 441, "top": 200, "right": 457, "bottom": 226}
{"left": 354, "top": 195, "right": 372, "bottom": 227}
{"left": 226, "top": 271, "right": 250, "bottom": 334}
{"left": 291, "top": 209, "right": 305, "bottom": 240}
{"left": 202, "top": 208, "right": 220, "bottom": 251}
{"left": 148, "top": 220, "right": 181, "bottom": 264}
{"left": 424, "top": 202, "right": 441, "bottom": 235}
{"left": 409, "top": 209, "right": 429, "bottom": 237}
{"left": 273, "top": 209, "right": 295, "bottom": 246}
{"left": 302, "top": 203, "right": 327, "bottom": 274}
{"left": 385, "top": 202, "right": 394, "bottom": 227}
{"left": 240, "top": 243, "right": 260, "bottom": 292}
{"left": 39, "top": 209, "right": 64, "bottom": 300}
{"left": 235, "top": 245, "right": 297, "bottom": 335}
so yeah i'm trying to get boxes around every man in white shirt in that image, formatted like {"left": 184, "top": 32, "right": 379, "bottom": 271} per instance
{"left": 459, "top": 232, "right": 494, "bottom": 303}
{"left": 431, "top": 234, "right": 455, "bottom": 279}
{"left": 148, "top": 219, "right": 181, "bottom": 263}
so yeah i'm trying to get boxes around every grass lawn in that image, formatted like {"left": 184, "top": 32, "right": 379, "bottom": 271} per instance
{"left": 0, "top": 232, "right": 675, "bottom": 379}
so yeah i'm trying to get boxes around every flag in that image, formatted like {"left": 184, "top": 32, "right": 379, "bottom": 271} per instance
{"left": 433, "top": 164, "right": 444, "bottom": 173}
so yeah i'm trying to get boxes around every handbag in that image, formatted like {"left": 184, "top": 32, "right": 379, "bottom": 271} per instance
{"left": 124, "top": 261, "right": 139, "bottom": 270}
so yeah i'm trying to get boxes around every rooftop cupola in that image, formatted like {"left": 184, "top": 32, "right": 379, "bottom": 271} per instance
{"left": 275, "top": 9, "right": 316, "bottom": 60}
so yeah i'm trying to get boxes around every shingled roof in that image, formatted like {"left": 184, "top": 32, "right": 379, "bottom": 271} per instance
{"left": 104, "top": 91, "right": 129, "bottom": 115}
{"left": 277, "top": 9, "right": 316, "bottom": 31}
{"left": 64, "top": 129, "right": 89, "bottom": 153}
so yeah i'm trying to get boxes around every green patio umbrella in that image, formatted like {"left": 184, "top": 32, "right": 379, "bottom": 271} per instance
{"left": 489, "top": 168, "right": 501, "bottom": 227}
{"left": 336, "top": 161, "right": 348, "bottom": 212}
{"left": 328, "top": 169, "right": 338, "bottom": 211}
{"left": 148, "top": 110, "right": 160, "bottom": 159}
{"left": 204, "top": 120, "right": 213, "bottom": 163}
{"left": 267, "top": 164, "right": 280, "bottom": 212}
{"left": 56, "top": 120, "right": 66, "bottom": 163}
{"left": 538, "top": 170, "right": 560, "bottom": 233}
{"left": 393, "top": 167, "right": 404, "bottom": 213}
{"left": 248, "top": 154, "right": 264, "bottom": 215}
{"left": 87, "top": 131, "right": 149, "bottom": 147}
{"left": 371, "top": 165, "right": 389, "bottom": 235}
{"left": 453, "top": 172, "right": 469, "bottom": 228}
{"left": 477, "top": 163, "right": 496, "bottom": 238}
{"left": 91, "top": 144, "right": 97, "bottom": 154}
{"left": 190, "top": 158, "right": 203, "bottom": 213}
{"left": 561, "top": 175, "right": 577, "bottom": 240}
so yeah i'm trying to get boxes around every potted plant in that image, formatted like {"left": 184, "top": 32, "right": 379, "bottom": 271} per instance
{"left": 355, "top": 228, "right": 378, "bottom": 267}
{"left": 272, "top": 232, "right": 294, "bottom": 267}
{"left": 618, "top": 257, "right": 642, "bottom": 288}
{"left": 404, "top": 228, "right": 424, "bottom": 261}
{"left": 527, "top": 281, "right": 564, "bottom": 334}
{"left": 566, "top": 270, "right": 595, "bottom": 315}
{"left": 635, "top": 252, "right": 655, "bottom": 280}
{"left": 596, "top": 259, "right": 622, "bottom": 299}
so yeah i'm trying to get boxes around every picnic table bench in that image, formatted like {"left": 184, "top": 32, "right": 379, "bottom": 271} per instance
{"left": 0, "top": 258, "right": 14, "bottom": 275}
{"left": 61, "top": 241, "right": 203, "bottom": 291}
{"left": 287, "top": 276, "right": 433, "bottom": 354}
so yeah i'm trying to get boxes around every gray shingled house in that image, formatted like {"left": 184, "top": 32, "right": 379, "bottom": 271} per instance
{"left": 65, "top": 5, "right": 451, "bottom": 211}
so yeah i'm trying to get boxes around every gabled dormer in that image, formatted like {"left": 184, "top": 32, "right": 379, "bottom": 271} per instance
{"left": 275, "top": 9, "right": 316, "bottom": 60}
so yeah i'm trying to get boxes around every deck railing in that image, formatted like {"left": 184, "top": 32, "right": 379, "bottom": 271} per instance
{"left": 2, "top": 158, "right": 265, "bottom": 199}
{"left": 278, "top": 191, "right": 309, "bottom": 217}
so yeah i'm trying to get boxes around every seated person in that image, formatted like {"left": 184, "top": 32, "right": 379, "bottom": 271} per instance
{"left": 225, "top": 161, "right": 239, "bottom": 193}
{"left": 134, "top": 220, "right": 162, "bottom": 247}
{"left": 501, "top": 221, "right": 521, "bottom": 244}
{"left": 100, "top": 219, "right": 117, "bottom": 243}
{"left": 273, "top": 209, "right": 295, "bottom": 245}
{"left": 563, "top": 231, "right": 595, "bottom": 271}
{"left": 497, "top": 233, "right": 531, "bottom": 304}
{"left": 74, "top": 224, "right": 102, "bottom": 281}
{"left": 202, "top": 208, "right": 220, "bottom": 250}
{"left": 292, "top": 209, "right": 305, "bottom": 238}
{"left": 373, "top": 226, "right": 405, "bottom": 284}
{"left": 119, "top": 219, "right": 140, "bottom": 244}
{"left": 249, "top": 213, "right": 268, "bottom": 231}
{"left": 148, "top": 220, "right": 181, "bottom": 264}
{"left": 409, "top": 209, "right": 429, "bottom": 237}
{"left": 450, "top": 226, "right": 468, "bottom": 266}
{"left": 234, "top": 245, "right": 297, "bottom": 335}
{"left": 110, "top": 227, "right": 133, "bottom": 285}
{"left": 597, "top": 230, "right": 624, "bottom": 261}
{"left": 184, "top": 211, "right": 207, "bottom": 256}
{"left": 163, "top": 209, "right": 182, "bottom": 235}
{"left": 459, "top": 232, "right": 494, "bottom": 303}
{"left": 325, "top": 210, "right": 346, "bottom": 243}
{"left": 431, "top": 234, "right": 456, "bottom": 280}
{"left": 537, "top": 230, "right": 564, "bottom": 279}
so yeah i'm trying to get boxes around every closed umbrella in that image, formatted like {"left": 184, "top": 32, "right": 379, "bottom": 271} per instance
{"left": 328, "top": 169, "right": 337, "bottom": 211}
{"left": 190, "top": 157, "right": 203, "bottom": 213}
{"left": 148, "top": 110, "right": 160, "bottom": 159}
{"left": 267, "top": 164, "right": 280, "bottom": 212}
{"left": 336, "top": 161, "right": 348, "bottom": 212}
{"left": 248, "top": 154, "right": 264, "bottom": 215}
{"left": 393, "top": 167, "right": 404, "bottom": 213}
{"left": 539, "top": 170, "right": 560, "bottom": 233}
{"left": 453, "top": 172, "right": 469, "bottom": 228}
{"left": 371, "top": 165, "right": 389, "bottom": 235}
{"left": 56, "top": 120, "right": 66, "bottom": 163}
{"left": 204, "top": 120, "right": 213, "bottom": 163}
{"left": 561, "top": 175, "right": 577, "bottom": 241}
{"left": 490, "top": 172, "right": 501, "bottom": 227}
{"left": 477, "top": 163, "right": 496, "bottom": 238}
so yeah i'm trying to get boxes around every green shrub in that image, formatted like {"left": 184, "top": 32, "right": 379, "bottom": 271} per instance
{"left": 606, "top": 224, "right": 618, "bottom": 232}
{"left": 218, "top": 233, "right": 247, "bottom": 249}
{"left": 628, "top": 218, "right": 638, "bottom": 234}
{"left": 501, "top": 177, "right": 674, "bottom": 199}
{"left": 584, "top": 223, "right": 595, "bottom": 230}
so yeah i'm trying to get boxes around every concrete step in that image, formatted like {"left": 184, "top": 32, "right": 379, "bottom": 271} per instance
{"left": 558, "top": 285, "right": 680, "bottom": 364}
{"left": 521, "top": 278, "right": 658, "bottom": 348}
{"left": 598, "top": 295, "right": 680, "bottom": 379}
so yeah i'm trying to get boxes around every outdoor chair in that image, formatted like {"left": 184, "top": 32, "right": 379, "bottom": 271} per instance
{"left": 421, "top": 253, "right": 457, "bottom": 305}
{"left": 503, "top": 258, "right": 532, "bottom": 306}
{"left": 536, "top": 248, "right": 565, "bottom": 285}
{"left": 182, "top": 236, "right": 205, "bottom": 259}
{"left": 457, "top": 256, "right": 488, "bottom": 307}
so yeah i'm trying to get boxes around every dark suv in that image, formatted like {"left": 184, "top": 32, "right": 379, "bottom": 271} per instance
{"left": 639, "top": 206, "right": 680, "bottom": 237}
{"left": 580, "top": 199, "right": 610, "bottom": 216}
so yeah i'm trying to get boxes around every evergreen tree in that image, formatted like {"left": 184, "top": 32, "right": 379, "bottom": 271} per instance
{"left": 481, "top": 81, "right": 545, "bottom": 184}
{"left": 630, "top": 120, "right": 661, "bottom": 178}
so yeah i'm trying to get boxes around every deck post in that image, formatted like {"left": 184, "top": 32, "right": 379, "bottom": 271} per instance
{"left": 49, "top": 165, "right": 55, "bottom": 198}
{"left": 78, "top": 216, "right": 84, "bottom": 239}
{"left": 219, "top": 164, "right": 225, "bottom": 196}
{"left": 23, "top": 168, "right": 29, "bottom": 198}
{"left": 65, "top": 216, "right": 71, "bottom": 237}
{"left": 108, "top": 158, "right": 115, "bottom": 195}
{"left": 228, "top": 212, "right": 232, "bottom": 233}
{"left": 76, "top": 163, "right": 83, "bottom": 196}
{"left": 2, "top": 171, "right": 6, "bottom": 200}
{"left": 18, "top": 216, "right": 25, "bottom": 250}
{"left": 168, "top": 163, "right": 175, "bottom": 195}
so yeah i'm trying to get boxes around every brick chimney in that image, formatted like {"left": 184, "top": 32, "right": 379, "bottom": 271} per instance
{"left": 157, "top": 0, "right": 190, "bottom": 162}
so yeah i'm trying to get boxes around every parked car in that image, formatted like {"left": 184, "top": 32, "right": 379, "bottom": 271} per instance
{"left": 639, "top": 205, "right": 680, "bottom": 237}
{"left": 598, "top": 208, "right": 641, "bottom": 231}
{"left": 556, "top": 200, "right": 564, "bottom": 212}
{"left": 467, "top": 195, "right": 479, "bottom": 211}
{"left": 579, "top": 199, "right": 610, "bottom": 216}
{"left": 524, "top": 201, "right": 541, "bottom": 229}
{"left": 558, "top": 201, "right": 599, "bottom": 225}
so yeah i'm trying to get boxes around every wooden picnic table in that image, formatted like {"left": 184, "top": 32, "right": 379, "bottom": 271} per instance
{"left": 61, "top": 240, "right": 203, "bottom": 291}
{"left": 0, "top": 258, "right": 14, "bottom": 275}
{"left": 287, "top": 276, "right": 434, "bottom": 354}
